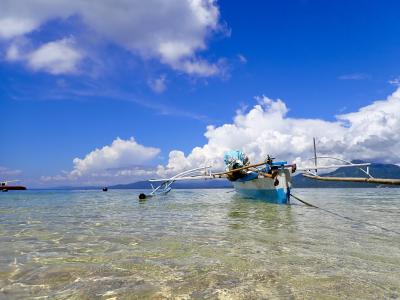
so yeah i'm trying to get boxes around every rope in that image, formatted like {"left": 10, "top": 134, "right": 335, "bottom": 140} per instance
{"left": 290, "top": 193, "right": 400, "bottom": 235}
{"left": 290, "top": 193, "right": 318, "bottom": 208}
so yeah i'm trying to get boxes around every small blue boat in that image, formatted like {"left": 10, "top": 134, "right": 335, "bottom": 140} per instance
{"left": 147, "top": 153, "right": 295, "bottom": 204}
{"left": 220, "top": 151, "right": 293, "bottom": 204}
{"left": 232, "top": 167, "right": 291, "bottom": 204}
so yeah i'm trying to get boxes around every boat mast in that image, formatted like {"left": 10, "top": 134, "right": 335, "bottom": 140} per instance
{"left": 313, "top": 137, "right": 318, "bottom": 173}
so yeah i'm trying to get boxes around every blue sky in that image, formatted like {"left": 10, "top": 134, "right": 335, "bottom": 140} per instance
{"left": 1, "top": 0, "right": 400, "bottom": 186}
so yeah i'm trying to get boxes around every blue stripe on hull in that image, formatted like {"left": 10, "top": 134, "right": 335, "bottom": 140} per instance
{"left": 235, "top": 187, "right": 290, "bottom": 204}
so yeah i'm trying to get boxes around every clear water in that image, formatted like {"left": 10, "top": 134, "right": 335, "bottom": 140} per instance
{"left": 0, "top": 189, "right": 399, "bottom": 299}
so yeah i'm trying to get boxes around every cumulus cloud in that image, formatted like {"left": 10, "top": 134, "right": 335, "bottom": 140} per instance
{"left": 0, "top": 0, "right": 225, "bottom": 76}
{"left": 158, "top": 88, "right": 400, "bottom": 175}
{"left": 5, "top": 37, "right": 83, "bottom": 74}
{"left": 40, "top": 137, "right": 160, "bottom": 186}
{"left": 27, "top": 38, "right": 82, "bottom": 74}
{"left": 70, "top": 137, "right": 160, "bottom": 177}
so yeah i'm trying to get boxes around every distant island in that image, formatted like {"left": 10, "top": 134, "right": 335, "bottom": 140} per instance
{"left": 292, "top": 161, "right": 400, "bottom": 188}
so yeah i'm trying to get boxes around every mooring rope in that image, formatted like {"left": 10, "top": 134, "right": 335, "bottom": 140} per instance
{"left": 290, "top": 193, "right": 400, "bottom": 235}
{"left": 226, "top": 189, "right": 236, "bottom": 193}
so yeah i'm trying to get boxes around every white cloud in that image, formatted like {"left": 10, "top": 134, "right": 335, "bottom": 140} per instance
{"left": 0, "top": 17, "right": 38, "bottom": 39}
{"left": 40, "top": 174, "right": 68, "bottom": 182}
{"left": 148, "top": 74, "right": 167, "bottom": 93}
{"left": 5, "top": 37, "right": 83, "bottom": 74}
{"left": 158, "top": 88, "right": 400, "bottom": 175}
{"left": 0, "top": 166, "right": 22, "bottom": 177}
{"left": 27, "top": 38, "right": 82, "bottom": 74}
{"left": 0, "top": 0, "right": 225, "bottom": 76}
{"left": 178, "top": 58, "right": 221, "bottom": 76}
{"left": 338, "top": 73, "right": 369, "bottom": 80}
{"left": 40, "top": 137, "right": 160, "bottom": 186}
{"left": 389, "top": 76, "right": 400, "bottom": 86}
{"left": 70, "top": 137, "right": 160, "bottom": 177}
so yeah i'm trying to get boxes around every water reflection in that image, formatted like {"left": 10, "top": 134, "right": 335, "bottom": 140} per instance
{"left": 228, "top": 195, "right": 294, "bottom": 226}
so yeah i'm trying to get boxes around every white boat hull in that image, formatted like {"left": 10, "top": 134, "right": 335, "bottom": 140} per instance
{"left": 233, "top": 169, "right": 292, "bottom": 204}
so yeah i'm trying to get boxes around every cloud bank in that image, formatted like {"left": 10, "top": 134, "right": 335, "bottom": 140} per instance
{"left": 1, "top": 0, "right": 225, "bottom": 76}
{"left": 40, "top": 137, "right": 160, "bottom": 186}
{"left": 159, "top": 88, "right": 400, "bottom": 175}
{"left": 39, "top": 88, "right": 400, "bottom": 186}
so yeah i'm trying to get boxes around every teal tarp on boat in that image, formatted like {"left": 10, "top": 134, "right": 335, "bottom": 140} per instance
{"left": 224, "top": 150, "right": 248, "bottom": 166}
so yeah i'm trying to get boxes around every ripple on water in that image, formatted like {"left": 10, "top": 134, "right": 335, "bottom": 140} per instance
{"left": 0, "top": 189, "right": 399, "bottom": 299}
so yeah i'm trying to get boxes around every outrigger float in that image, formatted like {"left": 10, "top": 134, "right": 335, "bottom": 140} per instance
{"left": 140, "top": 138, "right": 400, "bottom": 204}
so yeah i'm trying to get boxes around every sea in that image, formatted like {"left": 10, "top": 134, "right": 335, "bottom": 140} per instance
{"left": 0, "top": 188, "right": 399, "bottom": 299}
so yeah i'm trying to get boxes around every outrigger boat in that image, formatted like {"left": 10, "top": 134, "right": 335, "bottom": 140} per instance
{"left": 141, "top": 139, "right": 400, "bottom": 204}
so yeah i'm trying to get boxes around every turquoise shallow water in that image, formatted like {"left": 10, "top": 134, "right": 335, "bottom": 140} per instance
{"left": 0, "top": 188, "right": 399, "bottom": 299}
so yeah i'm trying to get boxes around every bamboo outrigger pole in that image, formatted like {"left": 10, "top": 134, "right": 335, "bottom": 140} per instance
{"left": 303, "top": 174, "right": 400, "bottom": 185}
{"left": 212, "top": 161, "right": 295, "bottom": 177}
{"left": 212, "top": 161, "right": 269, "bottom": 177}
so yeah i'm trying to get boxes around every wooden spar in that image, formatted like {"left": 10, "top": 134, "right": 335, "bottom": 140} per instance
{"left": 303, "top": 173, "right": 400, "bottom": 185}
{"left": 297, "top": 162, "right": 370, "bottom": 171}
{"left": 212, "top": 161, "right": 267, "bottom": 176}
{"left": 212, "top": 161, "right": 294, "bottom": 177}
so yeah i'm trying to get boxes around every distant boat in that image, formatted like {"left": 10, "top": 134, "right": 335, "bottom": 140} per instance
{"left": 0, "top": 180, "right": 27, "bottom": 192}
{"left": 102, "top": 187, "right": 108, "bottom": 192}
